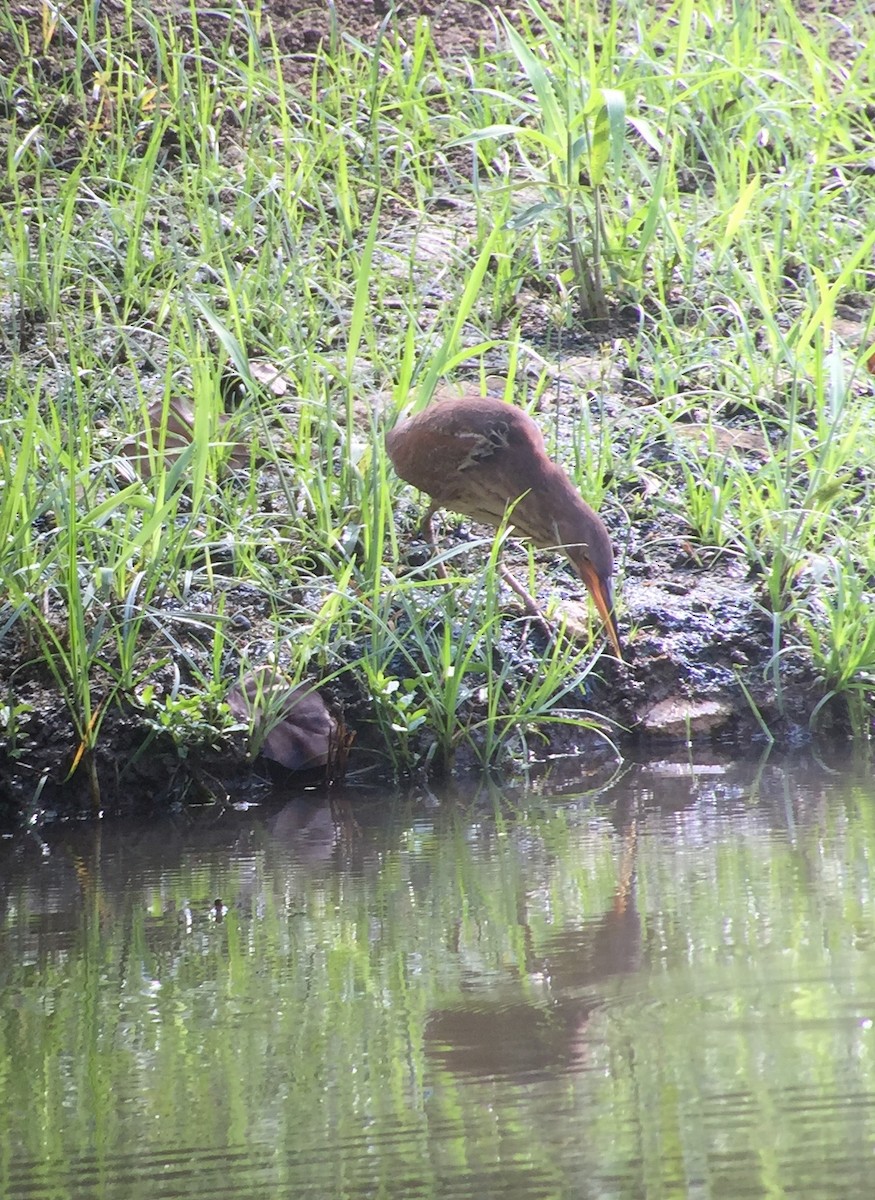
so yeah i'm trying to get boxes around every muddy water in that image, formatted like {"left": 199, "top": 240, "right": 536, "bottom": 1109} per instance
{"left": 2, "top": 750, "right": 875, "bottom": 1199}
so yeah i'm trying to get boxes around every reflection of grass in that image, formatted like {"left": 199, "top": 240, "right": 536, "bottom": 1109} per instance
{"left": 1, "top": 0, "right": 875, "bottom": 801}
{"left": 4, "top": 767, "right": 875, "bottom": 1192}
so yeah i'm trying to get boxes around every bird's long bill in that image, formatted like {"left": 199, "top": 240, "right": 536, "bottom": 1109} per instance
{"left": 575, "top": 559, "right": 623, "bottom": 661}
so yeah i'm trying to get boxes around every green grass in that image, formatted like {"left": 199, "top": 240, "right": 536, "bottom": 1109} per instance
{"left": 1, "top": 0, "right": 874, "bottom": 811}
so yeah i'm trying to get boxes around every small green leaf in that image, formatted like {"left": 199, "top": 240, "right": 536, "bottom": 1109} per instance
{"left": 720, "top": 172, "right": 760, "bottom": 253}
{"left": 500, "top": 15, "right": 566, "bottom": 145}
{"left": 587, "top": 88, "right": 626, "bottom": 184}
{"left": 506, "top": 200, "right": 562, "bottom": 229}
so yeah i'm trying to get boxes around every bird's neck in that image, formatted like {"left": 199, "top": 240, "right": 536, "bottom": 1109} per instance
{"left": 544, "top": 464, "right": 598, "bottom": 541}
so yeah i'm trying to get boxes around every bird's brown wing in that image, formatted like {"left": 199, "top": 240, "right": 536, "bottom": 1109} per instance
{"left": 387, "top": 396, "right": 548, "bottom": 527}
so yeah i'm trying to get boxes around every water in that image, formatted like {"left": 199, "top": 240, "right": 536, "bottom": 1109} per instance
{"left": 2, "top": 749, "right": 874, "bottom": 1199}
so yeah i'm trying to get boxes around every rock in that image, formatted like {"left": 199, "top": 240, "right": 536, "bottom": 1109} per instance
{"left": 227, "top": 669, "right": 337, "bottom": 772}
{"left": 637, "top": 696, "right": 732, "bottom": 738}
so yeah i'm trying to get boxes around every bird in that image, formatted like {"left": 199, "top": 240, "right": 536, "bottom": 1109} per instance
{"left": 385, "top": 391, "right": 622, "bottom": 660}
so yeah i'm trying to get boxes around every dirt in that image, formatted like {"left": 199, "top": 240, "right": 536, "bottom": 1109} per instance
{"left": 0, "top": 1, "right": 866, "bottom": 825}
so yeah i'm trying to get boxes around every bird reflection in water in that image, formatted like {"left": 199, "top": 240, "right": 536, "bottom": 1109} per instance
{"left": 424, "top": 811, "right": 639, "bottom": 1080}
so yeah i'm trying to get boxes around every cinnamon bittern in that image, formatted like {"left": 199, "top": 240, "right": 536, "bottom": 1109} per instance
{"left": 386, "top": 392, "right": 622, "bottom": 660}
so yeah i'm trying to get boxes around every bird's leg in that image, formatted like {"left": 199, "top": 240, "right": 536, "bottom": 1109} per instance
{"left": 498, "top": 564, "right": 540, "bottom": 617}
{"left": 423, "top": 506, "right": 552, "bottom": 639}
{"left": 421, "top": 503, "right": 448, "bottom": 580}
{"left": 498, "top": 564, "right": 554, "bottom": 640}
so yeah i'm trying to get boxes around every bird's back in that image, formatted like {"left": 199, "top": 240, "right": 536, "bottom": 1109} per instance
{"left": 385, "top": 394, "right": 546, "bottom": 507}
